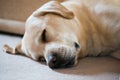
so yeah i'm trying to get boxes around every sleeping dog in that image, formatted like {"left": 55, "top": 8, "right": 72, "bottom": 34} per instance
{"left": 2, "top": 0, "right": 120, "bottom": 68}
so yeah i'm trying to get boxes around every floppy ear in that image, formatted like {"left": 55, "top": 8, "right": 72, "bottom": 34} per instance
{"left": 33, "top": 1, "right": 74, "bottom": 19}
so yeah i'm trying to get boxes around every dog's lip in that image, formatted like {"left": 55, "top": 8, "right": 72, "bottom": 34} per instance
{"left": 61, "top": 58, "right": 75, "bottom": 68}
{"left": 38, "top": 56, "right": 46, "bottom": 62}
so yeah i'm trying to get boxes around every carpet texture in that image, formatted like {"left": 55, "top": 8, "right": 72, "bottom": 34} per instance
{"left": 0, "top": 33, "right": 120, "bottom": 80}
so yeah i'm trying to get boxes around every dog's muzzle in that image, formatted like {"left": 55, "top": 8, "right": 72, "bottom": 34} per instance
{"left": 47, "top": 53, "right": 75, "bottom": 68}
{"left": 45, "top": 42, "right": 79, "bottom": 69}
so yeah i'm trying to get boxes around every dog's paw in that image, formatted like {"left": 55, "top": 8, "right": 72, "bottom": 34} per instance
{"left": 3, "top": 44, "right": 15, "bottom": 54}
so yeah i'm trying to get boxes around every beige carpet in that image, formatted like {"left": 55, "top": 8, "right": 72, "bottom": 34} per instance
{"left": 0, "top": 33, "right": 120, "bottom": 80}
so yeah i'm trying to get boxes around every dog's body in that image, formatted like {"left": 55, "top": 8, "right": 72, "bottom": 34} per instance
{"left": 2, "top": 0, "right": 120, "bottom": 68}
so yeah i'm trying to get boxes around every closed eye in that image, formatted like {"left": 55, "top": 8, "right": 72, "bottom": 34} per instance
{"left": 41, "top": 29, "right": 46, "bottom": 42}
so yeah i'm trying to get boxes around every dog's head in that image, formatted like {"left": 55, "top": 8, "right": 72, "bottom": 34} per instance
{"left": 22, "top": 1, "right": 80, "bottom": 68}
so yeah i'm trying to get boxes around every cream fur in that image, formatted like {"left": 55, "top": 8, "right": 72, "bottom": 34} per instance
{"left": 2, "top": 0, "right": 120, "bottom": 68}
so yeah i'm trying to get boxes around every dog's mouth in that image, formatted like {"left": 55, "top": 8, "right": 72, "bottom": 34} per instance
{"left": 38, "top": 54, "right": 76, "bottom": 69}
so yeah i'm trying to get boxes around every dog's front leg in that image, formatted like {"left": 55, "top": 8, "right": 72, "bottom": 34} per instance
{"left": 0, "top": 19, "right": 25, "bottom": 35}
{"left": 110, "top": 50, "right": 120, "bottom": 59}
{"left": 3, "top": 42, "right": 23, "bottom": 55}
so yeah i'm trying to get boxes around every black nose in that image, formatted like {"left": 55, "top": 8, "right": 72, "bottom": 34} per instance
{"left": 47, "top": 54, "right": 75, "bottom": 69}
{"left": 47, "top": 54, "right": 57, "bottom": 68}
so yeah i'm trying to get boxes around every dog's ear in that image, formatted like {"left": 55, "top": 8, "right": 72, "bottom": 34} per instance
{"left": 33, "top": 1, "right": 74, "bottom": 19}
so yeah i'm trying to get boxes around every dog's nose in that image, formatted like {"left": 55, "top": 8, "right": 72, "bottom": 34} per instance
{"left": 47, "top": 54, "right": 57, "bottom": 68}
{"left": 47, "top": 54, "right": 75, "bottom": 69}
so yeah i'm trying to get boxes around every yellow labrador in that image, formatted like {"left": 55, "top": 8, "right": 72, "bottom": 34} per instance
{"left": 2, "top": 0, "right": 120, "bottom": 68}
